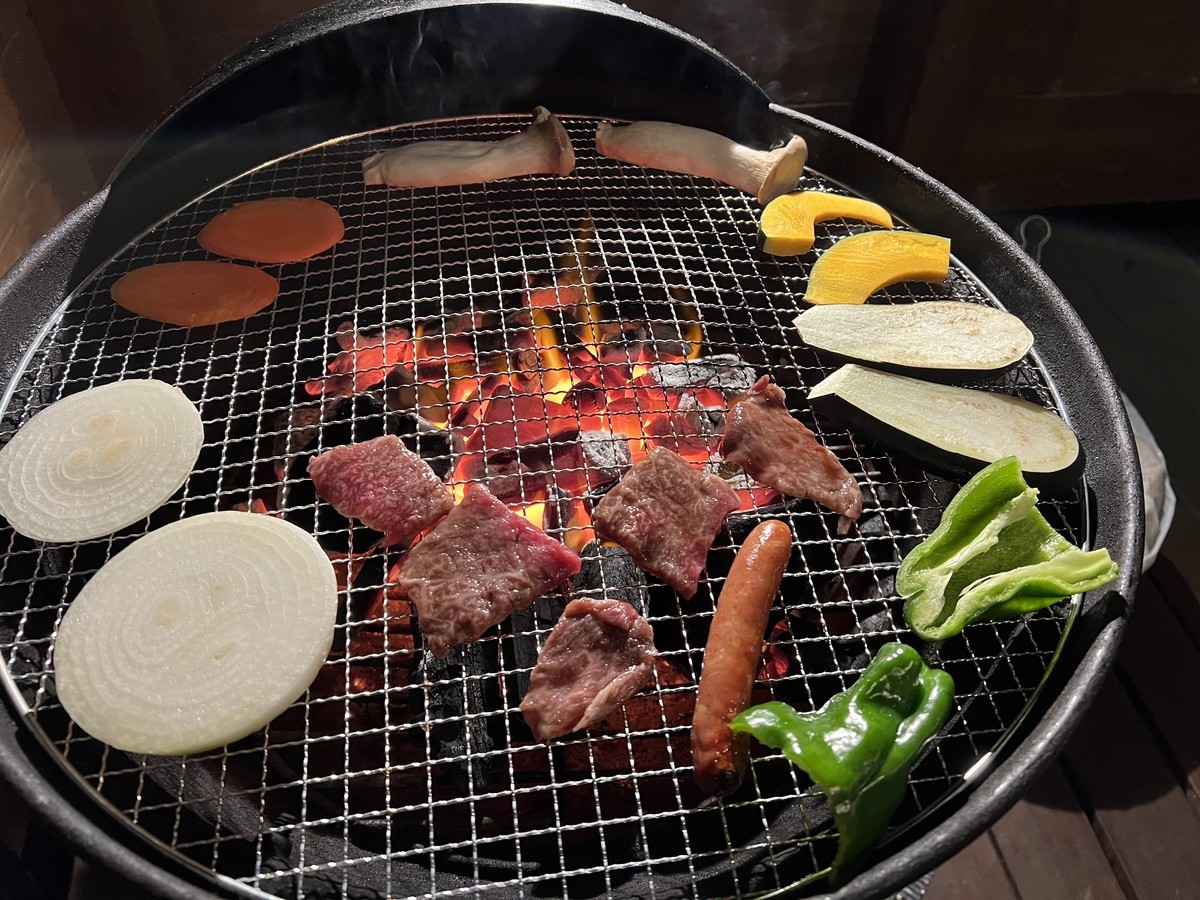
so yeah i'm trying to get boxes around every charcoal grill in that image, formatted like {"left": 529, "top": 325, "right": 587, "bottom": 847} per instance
{"left": 0, "top": 2, "right": 1141, "bottom": 898}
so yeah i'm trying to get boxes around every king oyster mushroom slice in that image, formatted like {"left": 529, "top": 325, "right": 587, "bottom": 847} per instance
{"left": 595, "top": 121, "right": 806, "bottom": 204}
{"left": 363, "top": 106, "right": 576, "bottom": 188}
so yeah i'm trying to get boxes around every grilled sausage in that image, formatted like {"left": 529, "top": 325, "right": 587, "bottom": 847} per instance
{"left": 691, "top": 519, "right": 792, "bottom": 795}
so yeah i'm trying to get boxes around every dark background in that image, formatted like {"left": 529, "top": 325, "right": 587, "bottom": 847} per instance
{"left": 3, "top": 0, "right": 1200, "bottom": 270}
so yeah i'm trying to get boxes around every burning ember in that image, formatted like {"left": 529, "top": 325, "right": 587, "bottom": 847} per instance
{"left": 302, "top": 264, "right": 779, "bottom": 549}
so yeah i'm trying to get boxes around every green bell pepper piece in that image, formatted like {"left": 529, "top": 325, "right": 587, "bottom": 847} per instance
{"left": 730, "top": 642, "right": 954, "bottom": 885}
{"left": 898, "top": 456, "right": 1118, "bottom": 642}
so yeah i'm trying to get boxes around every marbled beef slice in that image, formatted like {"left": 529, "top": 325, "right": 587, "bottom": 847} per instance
{"left": 397, "top": 484, "right": 581, "bottom": 657}
{"left": 592, "top": 447, "right": 740, "bottom": 599}
{"left": 520, "top": 598, "right": 657, "bottom": 742}
{"left": 308, "top": 435, "right": 453, "bottom": 543}
{"left": 721, "top": 376, "right": 862, "bottom": 520}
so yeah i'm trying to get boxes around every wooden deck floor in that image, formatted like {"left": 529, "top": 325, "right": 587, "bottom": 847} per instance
{"left": 927, "top": 559, "right": 1200, "bottom": 900}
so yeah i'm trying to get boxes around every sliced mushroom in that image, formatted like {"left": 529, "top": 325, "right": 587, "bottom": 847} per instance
{"left": 595, "top": 121, "right": 806, "bottom": 204}
{"left": 363, "top": 107, "right": 575, "bottom": 188}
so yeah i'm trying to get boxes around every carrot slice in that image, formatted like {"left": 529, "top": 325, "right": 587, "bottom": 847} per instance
{"left": 197, "top": 197, "right": 344, "bottom": 263}
{"left": 111, "top": 261, "right": 280, "bottom": 327}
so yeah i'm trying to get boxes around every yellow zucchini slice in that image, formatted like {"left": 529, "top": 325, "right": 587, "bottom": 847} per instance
{"left": 804, "top": 232, "right": 951, "bottom": 305}
{"left": 758, "top": 191, "right": 893, "bottom": 256}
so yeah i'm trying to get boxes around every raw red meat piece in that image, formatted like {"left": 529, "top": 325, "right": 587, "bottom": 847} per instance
{"left": 397, "top": 484, "right": 581, "bottom": 657}
{"left": 592, "top": 447, "right": 740, "bottom": 599}
{"left": 308, "top": 435, "right": 452, "bottom": 543}
{"left": 721, "top": 376, "right": 862, "bottom": 521}
{"left": 520, "top": 598, "right": 657, "bottom": 742}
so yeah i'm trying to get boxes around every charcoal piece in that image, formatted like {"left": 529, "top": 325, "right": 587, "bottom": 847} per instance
{"left": 572, "top": 541, "right": 648, "bottom": 614}
{"left": 405, "top": 419, "right": 454, "bottom": 480}
{"left": 649, "top": 354, "right": 758, "bottom": 396}
{"left": 380, "top": 363, "right": 417, "bottom": 412}
{"left": 506, "top": 604, "right": 546, "bottom": 703}
{"left": 581, "top": 430, "right": 632, "bottom": 473}
{"left": 455, "top": 448, "right": 551, "bottom": 504}
{"left": 598, "top": 317, "right": 696, "bottom": 362}
{"left": 421, "top": 645, "right": 494, "bottom": 793}
{"left": 817, "top": 504, "right": 897, "bottom": 607}
{"left": 674, "top": 393, "right": 726, "bottom": 436}
{"left": 1, "top": 626, "right": 44, "bottom": 704}
{"left": 272, "top": 401, "right": 327, "bottom": 463}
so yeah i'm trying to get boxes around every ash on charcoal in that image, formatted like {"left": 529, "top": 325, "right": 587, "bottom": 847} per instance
{"left": 576, "top": 430, "right": 632, "bottom": 483}
{"left": 420, "top": 645, "right": 494, "bottom": 794}
{"left": 674, "top": 393, "right": 725, "bottom": 436}
{"left": 649, "top": 354, "right": 758, "bottom": 396}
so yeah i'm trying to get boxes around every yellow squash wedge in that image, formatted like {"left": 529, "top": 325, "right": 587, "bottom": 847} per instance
{"left": 758, "top": 191, "right": 893, "bottom": 256}
{"left": 804, "top": 231, "right": 951, "bottom": 305}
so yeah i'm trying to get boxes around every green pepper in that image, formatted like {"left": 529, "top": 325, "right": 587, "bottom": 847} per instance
{"left": 731, "top": 642, "right": 954, "bottom": 885}
{"left": 898, "top": 456, "right": 1118, "bottom": 642}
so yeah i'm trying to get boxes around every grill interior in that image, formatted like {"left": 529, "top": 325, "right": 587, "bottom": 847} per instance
{"left": 0, "top": 115, "right": 1086, "bottom": 899}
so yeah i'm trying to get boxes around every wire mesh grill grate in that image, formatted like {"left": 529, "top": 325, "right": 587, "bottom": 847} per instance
{"left": 0, "top": 115, "right": 1085, "bottom": 899}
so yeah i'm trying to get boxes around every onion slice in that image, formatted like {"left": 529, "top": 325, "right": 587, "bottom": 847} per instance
{"left": 54, "top": 511, "right": 338, "bottom": 756}
{"left": 0, "top": 380, "right": 203, "bottom": 542}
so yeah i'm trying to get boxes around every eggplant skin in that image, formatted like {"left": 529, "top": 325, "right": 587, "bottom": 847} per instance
{"left": 794, "top": 302, "right": 1034, "bottom": 383}
{"left": 805, "top": 347, "right": 1023, "bottom": 384}
{"left": 808, "top": 388, "right": 1086, "bottom": 491}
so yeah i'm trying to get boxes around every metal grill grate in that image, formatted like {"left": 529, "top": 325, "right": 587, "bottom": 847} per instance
{"left": 0, "top": 115, "right": 1085, "bottom": 899}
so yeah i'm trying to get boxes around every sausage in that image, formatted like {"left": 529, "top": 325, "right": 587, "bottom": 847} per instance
{"left": 691, "top": 519, "right": 792, "bottom": 795}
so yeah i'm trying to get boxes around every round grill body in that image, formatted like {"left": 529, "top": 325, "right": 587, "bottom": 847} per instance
{"left": 0, "top": 3, "right": 1142, "bottom": 899}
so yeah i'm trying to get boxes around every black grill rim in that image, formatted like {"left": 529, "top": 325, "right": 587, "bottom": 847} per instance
{"left": 0, "top": 4, "right": 1141, "bottom": 899}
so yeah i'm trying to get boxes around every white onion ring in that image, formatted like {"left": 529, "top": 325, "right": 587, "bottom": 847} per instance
{"left": 0, "top": 379, "right": 203, "bottom": 542}
{"left": 54, "top": 511, "right": 338, "bottom": 756}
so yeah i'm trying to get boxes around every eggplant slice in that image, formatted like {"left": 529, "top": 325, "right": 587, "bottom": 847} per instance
{"left": 795, "top": 302, "right": 1034, "bottom": 381}
{"left": 808, "top": 365, "right": 1084, "bottom": 489}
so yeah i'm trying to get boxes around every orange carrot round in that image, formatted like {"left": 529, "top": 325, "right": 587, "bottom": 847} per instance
{"left": 111, "top": 261, "right": 280, "bottom": 327}
{"left": 197, "top": 197, "right": 344, "bottom": 264}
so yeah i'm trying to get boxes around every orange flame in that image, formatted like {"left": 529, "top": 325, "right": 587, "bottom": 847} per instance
{"left": 531, "top": 307, "right": 575, "bottom": 404}
{"left": 517, "top": 501, "right": 548, "bottom": 530}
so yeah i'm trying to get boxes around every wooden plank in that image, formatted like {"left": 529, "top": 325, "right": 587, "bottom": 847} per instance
{"left": 0, "top": 1, "right": 97, "bottom": 272}
{"left": 924, "top": 831, "right": 1019, "bottom": 900}
{"left": 994, "top": 0, "right": 1200, "bottom": 97}
{"left": 848, "top": 0, "right": 942, "bottom": 152}
{"left": 1062, "top": 664, "right": 1200, "bottom": 899}
{"left": 989, "top": 761, "right": 1124, "bottom": 900}
{"left": 1146, "top": 557, "right": 1200, "bottom": 652}
{"left": 1118, "top": 571, "right": 1200, "bottom": 812}
{"left": 956, "top": 91, "right": 1200, "bottom": 208}
{"left": 889, "top": 2, "right": 1011, "bottom": 186}
{"left": 23, "top": 0, "right": 179, "bottom": 183}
